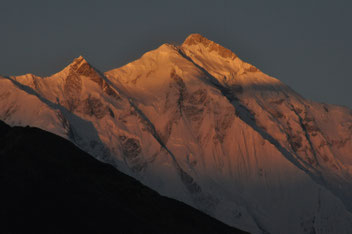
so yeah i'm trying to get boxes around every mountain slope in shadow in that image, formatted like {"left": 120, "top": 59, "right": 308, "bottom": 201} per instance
{"left": 0, "top": 121, "right": 246, "bottom": 234}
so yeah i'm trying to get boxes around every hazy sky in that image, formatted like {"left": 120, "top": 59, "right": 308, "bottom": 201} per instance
{"left": 1, "top": 0, "right": 351, "bottom": 107}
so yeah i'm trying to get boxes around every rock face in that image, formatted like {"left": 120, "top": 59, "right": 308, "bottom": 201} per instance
{"left": 1, "top": 34, "right": 352, "bottom": 234}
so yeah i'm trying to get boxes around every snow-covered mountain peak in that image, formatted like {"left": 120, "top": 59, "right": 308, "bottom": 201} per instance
{"left": 105, "top": 43, "right": 191, "bottom": 91}
{"left": 182, "top": 33, "right": 237, "bottom": 60}
{"left": 138, "top": 43, "right": 181, "bottom": 61}
{"left": 62, "top": 55, "right": 100, "bottom": 77}
{"left": 2, "top": 35, "right": 352, "bottom": 234}
{"left": 70, "top": 55, "right": 88, "bottom": 67}
{"left": 180, "top": 34, "right": 265, "bottom": 87}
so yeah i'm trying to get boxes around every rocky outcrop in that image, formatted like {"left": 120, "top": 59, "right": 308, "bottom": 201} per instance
{"left": 82, "top": 96, "right": 108, "bottom": 119}
{"left": 119, "top": 135, "right": 145, "bottom": 172}
{"left": 64, "top": 69, "right": 82, "bottom": 111}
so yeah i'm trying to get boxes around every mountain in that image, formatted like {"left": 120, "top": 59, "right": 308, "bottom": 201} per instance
{"left": 1, "top": 33, "right": 352, "bottom": 233}
{"left": 0, "top": 120, "right": 245, "bottom": 234}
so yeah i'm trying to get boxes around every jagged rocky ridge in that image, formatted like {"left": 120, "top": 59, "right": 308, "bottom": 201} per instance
{"left": 0, "top": 121, "right": 245, "bottom": 234}
{"left": 1, "top": 34, "right": 352, "bottom": 234}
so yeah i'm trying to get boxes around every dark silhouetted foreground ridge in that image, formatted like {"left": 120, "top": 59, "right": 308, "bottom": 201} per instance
{"left": 0, "top": 121, "right": 246, "bottom": 234}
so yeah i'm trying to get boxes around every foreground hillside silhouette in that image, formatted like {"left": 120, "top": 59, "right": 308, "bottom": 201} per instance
{"left": 0, "top": 121, "right": 246, "bottom": 234}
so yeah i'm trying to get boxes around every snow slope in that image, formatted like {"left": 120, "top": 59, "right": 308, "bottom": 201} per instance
{"left": 1, "top": 34, "right": 352, "bottom": 234}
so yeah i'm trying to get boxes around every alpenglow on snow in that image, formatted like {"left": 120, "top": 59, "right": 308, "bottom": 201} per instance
{"left": 1, "top": 34, "right": 352, "bottom": 234}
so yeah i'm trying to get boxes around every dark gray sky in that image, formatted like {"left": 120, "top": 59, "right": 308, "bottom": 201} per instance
{"left": 1, "top": 0, "right": 351, "bottom": 107}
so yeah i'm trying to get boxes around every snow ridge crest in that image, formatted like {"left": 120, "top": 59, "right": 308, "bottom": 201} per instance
{"left": 182, "top": 33, "right": 237, "bottom": 60}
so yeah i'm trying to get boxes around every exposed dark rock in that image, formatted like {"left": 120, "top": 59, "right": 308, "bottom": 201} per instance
{"left": 103, "top": 83, "right": 121, "bottom": 100}
{"left": 214, "top": 109, "right": 234, "bottom": 143}
{"left": 108, "top": 108, "right": 115, "bottom": 118}
{"left": 160, "top": 115, "right": 179, "bottom": 144}
{"left": 181, "top": 89, "right": 208, "bottom": 123}
{"left": 270, "top": 109, "right": 284, "bottom": 119}
{"left": 270, "top": 99, "right": 285, "bottom": 105}
{"left": 119, "top": 136, "right": 142, "bottom": 159}
{"left": 70, "top": 57, "right": 100, "bottom": 79}
{"left": 183, "top": 105, "right": 204, "bottom": 121}
{"left": 170, "top": 69, "right": 187, "bottom": 112}
{"left": 64, "top": 71, "right": 82, "bottom": 111}
{"left": 178, "top": 167, "right": 202, "bottom": 194}
{"left": 83, "top": 96, "right": 107, "bottom": 119}
{"left": 188, "top": 89, "right": 207, "bottom": 105}
{"left": 288, "top": 134, "right": 303, "bottom": 152}
{"left": 57, "top": 111, "right": 74, "bottom": 140}
{"left": 119, "top": 135, "right": 146, "bottom": 171}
